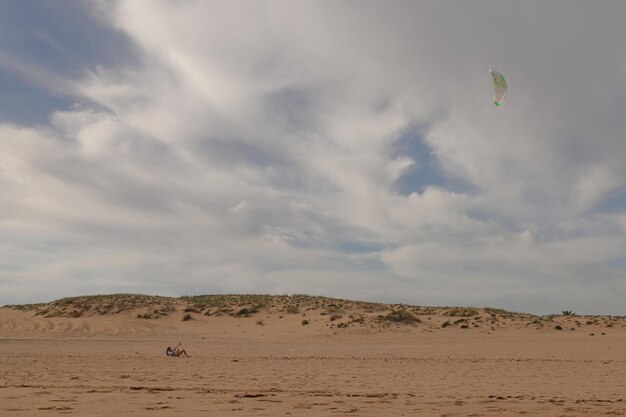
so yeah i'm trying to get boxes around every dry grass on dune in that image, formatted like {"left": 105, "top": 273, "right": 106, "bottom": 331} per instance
{"left": 5, "top": 294, "right": 177, "bottom": 319}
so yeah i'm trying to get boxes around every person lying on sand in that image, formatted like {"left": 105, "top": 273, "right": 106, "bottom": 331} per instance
{"left": 166, "top": 343, "right": 189, "bottom": 357}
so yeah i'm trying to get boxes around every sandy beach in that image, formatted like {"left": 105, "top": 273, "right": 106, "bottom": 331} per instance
{"left": 1, "top": 295, "right": 625, "bottom": 416}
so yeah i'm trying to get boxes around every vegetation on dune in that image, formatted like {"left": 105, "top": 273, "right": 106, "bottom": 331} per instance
{"left": 3, "top": 303, "right": 45, "bottom": 312}
{"left": 483, "top": 307, "right": 518, "bottom": 317}
{"left": 3, "top": 294, "right": 624, "bottom": 333}
{"left": 380, "top": 309, "right": 421, "bottom": 325}
{"left": 443, "top": 307, "right": 479, "bottom": 317}
{"left": 5, "top": 294, "right": 176, "bottom": 319}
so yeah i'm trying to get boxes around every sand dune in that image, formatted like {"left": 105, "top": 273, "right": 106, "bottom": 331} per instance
{"left": 3, "top": 293, "right": 623, "bottom": 338}
{"left": 1, "top": 294, "right": 625, "bottom": 416}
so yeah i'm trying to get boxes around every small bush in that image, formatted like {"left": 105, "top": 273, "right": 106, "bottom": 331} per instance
{"left": 445, "top": 307, "right": 479, "bottom": 317}
{"left": 561, "top": 310, "right": 575, "bottom": 316}
{"left": 235, "top": 308, "right": 250, "bottom": 317}
{"left": 383, "top": 310, "right": 420, "bottom": 324}
{"left": 351, "top": 315, "right": 364, "bottom": 324}
{"left": 182, "top": 313, "right": 192, "bottom": 321}
{"left": 555, "top": 325, "right": 563, "bottom": 330}
{"left": 286, "top": 306, "right": 299, "bottom": 314}
{"left": 301, "top": 320, "right": 309, "bottom": 326}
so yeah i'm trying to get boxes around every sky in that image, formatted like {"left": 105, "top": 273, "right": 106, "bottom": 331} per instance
{"left": 1, "top": 1, "right": 625, "bottom": 315}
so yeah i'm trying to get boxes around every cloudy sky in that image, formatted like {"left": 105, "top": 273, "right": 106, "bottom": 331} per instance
{"left": 1, "top": 1, "right": 625, "bottom": 314}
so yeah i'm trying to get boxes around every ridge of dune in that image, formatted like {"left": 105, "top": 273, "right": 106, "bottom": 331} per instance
{"left": 1, "top": 293, "right": 624, "bottom": 338}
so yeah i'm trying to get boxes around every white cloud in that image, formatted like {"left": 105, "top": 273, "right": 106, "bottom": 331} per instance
{"left": 1, "top": 1, "right": 626, "bottom": 313}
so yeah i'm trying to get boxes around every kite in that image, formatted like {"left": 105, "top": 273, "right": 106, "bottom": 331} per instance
{"left": 489, "top": 67, "right": 507, "bottom": 106}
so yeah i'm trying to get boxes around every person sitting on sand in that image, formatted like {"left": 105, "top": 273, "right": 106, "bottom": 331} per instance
{"left": 166, "top": 343, "right": 189, "bottom": 357}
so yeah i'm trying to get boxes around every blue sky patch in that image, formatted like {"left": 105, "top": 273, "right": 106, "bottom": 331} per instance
{"left": 392, "top": 125, "right": 473, "bottom": 195}
{"left": 0, "top": 1, "right": 138, "bottom": 125}
{"left": 0, "top": 70, "right": 74, "bottom": 125}
{"left": 595, "top": 186, "right": 626, "bottom": 214}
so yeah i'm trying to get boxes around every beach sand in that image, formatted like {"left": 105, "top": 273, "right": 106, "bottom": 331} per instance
{"left": 1, "top": 295, "right": 625, "bottom": 416}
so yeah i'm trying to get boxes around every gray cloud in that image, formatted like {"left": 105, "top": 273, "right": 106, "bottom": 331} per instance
{"left": 1, "top": 1, "right": 625, "bottom": 314}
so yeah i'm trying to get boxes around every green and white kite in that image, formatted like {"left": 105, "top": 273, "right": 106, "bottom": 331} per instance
{"left": 489, "top": 67, "right": 507, "bottom": 106}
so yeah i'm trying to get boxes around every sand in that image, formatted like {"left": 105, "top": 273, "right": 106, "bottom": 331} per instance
{"left": 1, "top": 295, "right": 625, "bottom": 416}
